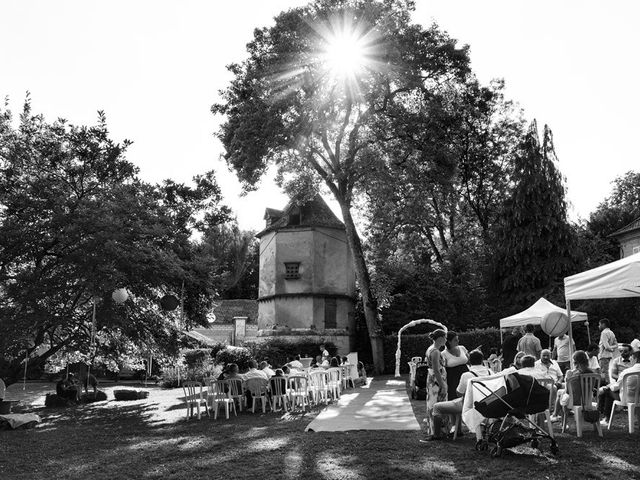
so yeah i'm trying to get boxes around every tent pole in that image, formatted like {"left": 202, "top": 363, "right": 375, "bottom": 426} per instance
{"left": 566, "top": 299, "right": 574, "bottom": 369}
{"left": 500, "top": 328, "right": 503, "bottom": 346}
{"left": 586, "top": 321, "right": 591, "bottom": 344}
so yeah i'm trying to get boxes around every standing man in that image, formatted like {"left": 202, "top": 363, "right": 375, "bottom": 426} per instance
{"left": 319, "top": 344, "right": 330, "bottom": 363}
{"left": 552, "top": 331, "right": 575, "bottom": 375}
{"left": 598, "top": 318, "right": 618, "bottom": 384}
{"left": 517, "top": 324, "right": 542, "bottom": 359}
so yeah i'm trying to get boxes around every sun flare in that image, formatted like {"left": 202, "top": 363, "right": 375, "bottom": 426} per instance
{"left": 323, "top": 31, "right": 368, "bottom": 79}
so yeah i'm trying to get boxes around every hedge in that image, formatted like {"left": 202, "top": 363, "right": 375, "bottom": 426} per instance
{"left": 383, "top": 327, "right": 502, "bottom": 374}
{"left": 243, "top": 338, "right": 338, "bottom": 369}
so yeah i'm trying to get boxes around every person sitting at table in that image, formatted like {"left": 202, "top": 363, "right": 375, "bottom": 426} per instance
{"left": 513, "top": 351, "right": 526, "bottom": 370}
{"left": 220, "top": 363, "right": 245, "bottom": 381}
{"left": 313, "top": 355, "right": 329, "bottom": 368}
{"left": 329, "top": 357, "right": 340, "bottom": 368}
{"left": 424, "top": 350, "right": 492, "bottom": 440}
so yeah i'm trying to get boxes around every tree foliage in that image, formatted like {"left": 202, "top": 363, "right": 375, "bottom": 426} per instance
{"left": 490, "top": 121, "right": 577, "bottom": 307}
{"left": 0, "top": 98, "right": 231, "bottom": 383}
{"left": 212, "top": 0, "right": 471, "bottom": 372}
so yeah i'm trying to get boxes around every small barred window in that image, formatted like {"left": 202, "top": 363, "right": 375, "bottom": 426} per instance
{"left": 284, "top": 262, "right": 300, "bottom": 279}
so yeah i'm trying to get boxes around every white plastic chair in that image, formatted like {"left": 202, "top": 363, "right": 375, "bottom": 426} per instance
{"left": 182, "top": 381, "right": 209, "bottom": 420}
{"left": 326, "top": 368, "right": 342, "bottom": 401}
{"left": 208, "top": 380, "right": 236, "bottom": 420}
{"left": 245, "top": 378, "right": 269, "bottom": 413}
{"left": 269, "top": 376, "right": 289, "bottom": 412}
{"left": 607, "top": 371, "right": 640, "bottom": 433}
{"left": 308, "top": 371, "right": 330, "bottom": 406}
{"left": 562, "top": 373, "right": 602, "bottom": 438}
{"left": 288, "top": 375, "right": 310, "bottom": 412}
{"left": 226, "top": 378, "right": 245, "bottom": 412}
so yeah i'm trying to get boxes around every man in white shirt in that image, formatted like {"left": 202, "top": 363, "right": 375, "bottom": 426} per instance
{"left": 599, "top": 349, "right": 640, "bottom": 419}
{"left": 423, "top": 350, "right": 492, "bottom": 440}
{"left": 286, "top": 355, "right": 304, "bottom": 370}
{"left": 552, "top": 333, "right": 575, "bottom": 375}
{"left": 534, "top": 349, "right": 564, "bottom": 385}
{"left": 244, "top": 360, "right": 269, "bottom": 381}
{"left": 598, "top": 318, "right": 618, "bottom": 383}
{"left": 259, "top": 361, "right": 275, "bottom": 379}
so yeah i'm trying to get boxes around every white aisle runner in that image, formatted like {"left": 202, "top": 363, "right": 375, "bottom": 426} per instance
{"left": 305, "top": 378, "right": 420, "bottom": 432}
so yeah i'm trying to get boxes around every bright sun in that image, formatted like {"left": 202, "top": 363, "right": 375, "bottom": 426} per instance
{"left": 323, "top": 31, "right": 368, "bottom": 79}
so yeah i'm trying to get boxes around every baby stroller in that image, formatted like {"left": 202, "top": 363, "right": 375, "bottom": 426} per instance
{"left": 473, "top": 372, "right": 559, "bottom": 457}
{"left": 411, "top": 363, "right": 429, "bottom": 400}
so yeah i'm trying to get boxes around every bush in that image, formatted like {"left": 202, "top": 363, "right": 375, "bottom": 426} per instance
{"left": 44, "top": 394, "right": 73, "bottom": 408}
{"left": 183, "top": 349, "right": 212, "bottom": 369}
{"left": 215, "top": 346, "right": 254, "bottom": 372}
{"left": 113, "top": 389, "right": 149, "bottom": 401}
{"left": 244, "top": 338, "right": 338, "bottom": 368}
{"left": 81, "top": 391, "right": 108, "bottom": 403}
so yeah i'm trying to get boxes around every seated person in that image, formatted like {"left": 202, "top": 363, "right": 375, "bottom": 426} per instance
{"left": 352, "top": 362, "right": 367, "bottom": 386}
{"left": 220, "top": 363, "right": 245, "bottom": 381}
{"left": 426, "top": 350, "right": 492, "bottom": 440}
{"left": 57, "top": 373, "right": 80, "bottom": 402}
{"left": 313, "top": 356, "right": 329, "bottom": 369}
{"left": 259, "top": 361, "right": 275, "bottom": 379}
{"left": 268, "top": 369, "right": 287, "bottom": 397}
{"left": 244, "top": 360, "right": 268, "bottom": 381}
{"left": 513, "top": 351, "right": 526, "bottom": 370}
{"left": 586, "top": 344, "right": 601, "bottom": 375}
{"left": 286, "top": 355, "right": 304, "bottom": 370}
{"left": 552, "top": 350, "right": 593, "bottom": 420}
{"left": 486, "top": 348, "right": 501, "bottom": 371}
{"left": 598, "top": 348, "right": 640, "bottom": 418}
{"left": 281, "top": 365, "right": 291, "bottom": 376}
{"left": 534, "top": 349, "right": 564, "bottom": 385}
{"left": 329, "top": 357, "right": 340, "bottom": 368}
{"left": 341, "top": 356, "right": 350, "bottom": 365}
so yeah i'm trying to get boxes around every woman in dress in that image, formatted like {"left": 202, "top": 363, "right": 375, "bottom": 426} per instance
{"left": 425, "top": 329, "right": 448, "bottom": 437}
{"left": 442, "top": 331, "right": 470, "bottom": 401}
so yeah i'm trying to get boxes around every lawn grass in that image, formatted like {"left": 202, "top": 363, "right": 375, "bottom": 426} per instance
{"left": 1, "top": 376, "right": 639, "bottom": 480}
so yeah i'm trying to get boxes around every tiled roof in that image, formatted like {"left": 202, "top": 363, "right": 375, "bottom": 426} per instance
{"left": 610, "top": 215, "right": 640, "bottom": 238}
{"left": 209, "top": 299, "right": 258, "bottom": 324}
{"left": 257, "top": 194, "right": 344, "bottom": 238}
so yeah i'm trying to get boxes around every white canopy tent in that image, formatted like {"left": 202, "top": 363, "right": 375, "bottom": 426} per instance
{"left": 563, "top": 252, "right": 640, "bottom": 367}
{"left": 565, "top": 252, "right": 640, "bottom": 300}
{"left": 499, "top": 297, "right": 589, "bottom": 344}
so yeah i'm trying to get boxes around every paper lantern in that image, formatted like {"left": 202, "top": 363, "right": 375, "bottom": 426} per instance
{"left": 541, "top": 311, "right": 570, "bottom": 337}
{"left": 160, "top": 294, "right": 179, "bottom": 311}
{"left": 112, "top": 288, "right": 129, "bottom": 304}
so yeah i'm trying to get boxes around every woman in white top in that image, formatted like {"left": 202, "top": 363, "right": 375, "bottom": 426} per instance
{"left": 442, "top": 331, "right": 469, "bottom": 401}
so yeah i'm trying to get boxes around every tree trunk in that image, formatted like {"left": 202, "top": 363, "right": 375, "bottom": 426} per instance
{"left": 337, "top": 201, "right": 385, "bottom": 374}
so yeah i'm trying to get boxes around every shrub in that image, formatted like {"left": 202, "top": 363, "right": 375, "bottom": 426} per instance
{"left": 113, "top": 389, "right": 149, "bottom": 401}
{"left": 183, "top": 349, "right": 212, "bottom": 369}
{"left": 44, "top": 394, "right": 72, "bottom": 408}
{"left": 215, "top": 346, "right": 254, "bottom": 372}
{"left": 243, "top": 338, "right": 338, "bottom": 368}
{"left": 81, "top": 391, "right": 108, "bottom": 403}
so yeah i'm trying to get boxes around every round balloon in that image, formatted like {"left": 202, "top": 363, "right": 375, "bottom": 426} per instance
{"left": 112, "top": 288, "right": 129, "bottom": 304}
{"left": 160, "top": 294, "right": 179, "bottom": 311}
{"left": 541, "top": 311, "right": 570, "bottom": 337}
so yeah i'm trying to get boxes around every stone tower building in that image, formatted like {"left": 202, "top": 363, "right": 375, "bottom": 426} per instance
{"left": 256, "top": 195, "right": 356, "bottom": 353}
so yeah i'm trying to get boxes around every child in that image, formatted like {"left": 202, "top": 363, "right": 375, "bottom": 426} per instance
{"left": 487, "top": 348, "right": 501, "bottom": 372}
{"left": 586, "top": 343, "right": 601, "bottom": 374}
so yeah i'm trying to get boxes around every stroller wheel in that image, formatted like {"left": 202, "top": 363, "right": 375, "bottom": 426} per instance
{"left": 490, "top": 446, "right": 502, "bottom": 458}
{"left": 475, "top": 439, "right": 488, "bottom": 451}
{"left": 530, "top": 439, "right": 540, "bottom": 450}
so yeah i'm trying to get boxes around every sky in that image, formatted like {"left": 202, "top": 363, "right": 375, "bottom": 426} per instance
{"left": 1, "top": 0, "right": 638, "bottom": 230}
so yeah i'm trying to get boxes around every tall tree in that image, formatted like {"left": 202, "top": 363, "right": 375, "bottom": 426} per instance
{"left": 0, "top": 99, "right": 231, "bottom": 384}
{"left": 490, "top": 121, "right": 577, "bottom": 307}
{"left": 212, "top": 0, "right": 470, "bottom": 372}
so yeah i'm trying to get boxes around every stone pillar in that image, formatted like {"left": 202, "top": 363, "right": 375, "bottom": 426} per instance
{"left": 233, "top": 317, "right": 247, "bottom": 346}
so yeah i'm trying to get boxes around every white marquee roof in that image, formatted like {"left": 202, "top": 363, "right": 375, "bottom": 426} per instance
{"left": 564, "top": 252, "right": 640, "bottom": 300}
{"left": 499, "top": 297, "right": 587, "bottom": 329}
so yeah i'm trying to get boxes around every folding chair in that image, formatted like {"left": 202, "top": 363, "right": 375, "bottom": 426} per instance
{"left": 308, "top": 371, "right": 330, "bottom": 406}
{"left": 326, "top": 368, "right": 342, "bottom": 401}
{"left": 182, "top": 381, "right": 209, "bottom": 420}
{"left": 607, "top": 371, "right": 640, "bottom": 433}
{"left": 227, "top": 378, "right": 245, "bottom": 412}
